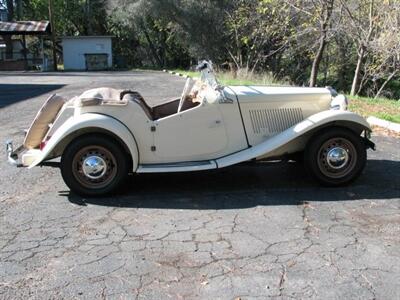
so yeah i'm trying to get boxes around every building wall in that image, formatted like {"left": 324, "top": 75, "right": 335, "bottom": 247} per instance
{"left": 62, "top": 37, "right": 112, "bottom": 70}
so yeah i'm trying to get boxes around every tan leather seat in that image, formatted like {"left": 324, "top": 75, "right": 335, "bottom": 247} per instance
{"left": 77, "top": 87, "right": 126, "bottom": 106}
{"left": 76, "top": 88, "right": 154, "bottom": 119}
{"left": 121, "top": 90, "right": 154, "bottom": 120}
{"left": 24, "top": 94, "right": 66, "bottom": 149}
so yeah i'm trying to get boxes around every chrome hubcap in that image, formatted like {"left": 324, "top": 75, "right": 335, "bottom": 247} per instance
{"left": 82, "top": 156, "right": 107, "bottom": 179}
{"left": 317, "top": 137, "right": 357, "bottom": 179}
{"left": 72, "top": 145, "right": 118, "bottom": 190}
{"left": 326, "top": 147, "right": 349, "bottom": 169}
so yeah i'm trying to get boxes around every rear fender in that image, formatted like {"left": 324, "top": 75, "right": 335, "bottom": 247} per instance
{"left": 28, "top": 113, "right": 139, "bottom": 170}
{"left": 217, "top": 110, "right": 371, "bottom": 168}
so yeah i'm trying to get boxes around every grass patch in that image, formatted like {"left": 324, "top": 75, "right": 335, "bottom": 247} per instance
{"left": 348, "top": 95, "right": 400, "bottom": 124}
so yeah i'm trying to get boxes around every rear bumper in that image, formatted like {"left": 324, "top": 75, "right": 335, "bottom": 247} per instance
{"left": 5, "top": 140, "right": 42, "bottom": 167}
{"left": 6, "top": 140, "right": 24, "bottom": 167}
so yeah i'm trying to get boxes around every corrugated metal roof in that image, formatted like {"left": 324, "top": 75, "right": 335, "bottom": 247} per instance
{"left": 0, "top": 21, "right": 51, "bottom": 35}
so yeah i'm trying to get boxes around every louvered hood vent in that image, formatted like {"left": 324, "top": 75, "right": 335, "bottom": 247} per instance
{"left": 249, "top": 108, "right": 303, "bottom": 135}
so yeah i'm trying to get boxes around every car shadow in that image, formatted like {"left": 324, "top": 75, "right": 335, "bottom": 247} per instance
{"left": 0, "top": 84, "right": 65, "bottom": 108}
{"left": 64, "top": 159, "right": 400, "bottom": 209}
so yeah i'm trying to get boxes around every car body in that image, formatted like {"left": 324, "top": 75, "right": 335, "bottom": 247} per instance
{"left": 6, "top": 61, "right": 375, "bottom": 196}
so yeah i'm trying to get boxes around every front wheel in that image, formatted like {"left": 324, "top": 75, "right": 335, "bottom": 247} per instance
{"left": 61, "top": 134, "right": 129, "bottom": 196}
{"left": 304, "top": 128, "right": 367, "bottom": 186}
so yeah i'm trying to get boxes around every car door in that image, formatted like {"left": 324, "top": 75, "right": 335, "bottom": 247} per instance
{"left": 152, "top": 103, "right": 228, "bottom": 162}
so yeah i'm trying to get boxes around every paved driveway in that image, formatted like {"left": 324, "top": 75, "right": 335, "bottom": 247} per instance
{"left": 0, "top": 72, "right": 399, "bottom": 299}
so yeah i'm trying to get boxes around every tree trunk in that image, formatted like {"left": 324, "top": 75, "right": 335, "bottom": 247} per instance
{"left": 309, "top": 0, "right": 334, "bottom": 87}
{"left": 336, "top": 38, "right": 348, "bottom": 91}
{"left": 349, "top": 1, "right": 375, "bottom": 96}
{"left": 309, "top": 35, "right": 326, "bottom": 87}
{"left": 4, "top": 0, "right": 15, "bottom": 59}
{"left": 85, "top": 0, "right": 92, "bottom": 35}
{"left": 375, "top": 70, "right": 398, "bottom": 99}
{"left": 350, "top": 47, "right": 365, "bottom": 96}
{"left": 229, "top": 62, "right": 237, "bottom": 78}
{"left": 140, "top": 21, "right": 163, "bottom": 68}
{"left": 16, "top": 0, "right": 22, "bottom": 19}
{"left": 6, "top": 0, "right": 14, "bottom": 20}
{"left": 323, "top": 54, "right": 329, "bottom": 86}
{"left": 48, "top": 0, "right": 58, "bottom": 71}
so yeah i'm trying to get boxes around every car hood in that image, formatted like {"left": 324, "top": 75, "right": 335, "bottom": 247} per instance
{"left": 225, "top": 85, "right": 332, "bottom": 103}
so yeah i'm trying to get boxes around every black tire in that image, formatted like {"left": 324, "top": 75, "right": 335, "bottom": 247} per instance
{"left": 61, "top": 134, "right": 129, "bottom": 196}
{"left": 304, "top": 127, "right": 366, "bottom": 186}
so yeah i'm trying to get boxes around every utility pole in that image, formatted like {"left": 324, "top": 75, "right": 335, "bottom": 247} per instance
{"left": 48, "top": 0, "right": 57, "bottom": 71}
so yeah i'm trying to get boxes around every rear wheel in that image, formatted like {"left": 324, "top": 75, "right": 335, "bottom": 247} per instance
{"left": 61, "top": 134, "right": 129, "bottom": 196}
{"left": 304, "top": 128, "right": 366, "bottom": 186}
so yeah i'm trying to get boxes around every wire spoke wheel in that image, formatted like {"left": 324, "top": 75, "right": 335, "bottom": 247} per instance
{"left": 305, "top": 128, "right": 367, "bottom": 186}
{"left": 317, "top": 138, "right": 357, "bottom": 179}
{"left": 61, "top": 134, "right": 129, "bottom": 196}
{"left": 72, "top": 145, "right": 118, "bottom": 189}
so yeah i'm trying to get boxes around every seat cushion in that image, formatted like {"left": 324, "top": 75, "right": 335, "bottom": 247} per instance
{"left": 121, "top": 90, "right": 154, "bottom": 120}
{"left": 24, "top": 94, "right": 66, "bottom": 149}
{"left": 76, "top": 87, "right": 128, "bottom": 106}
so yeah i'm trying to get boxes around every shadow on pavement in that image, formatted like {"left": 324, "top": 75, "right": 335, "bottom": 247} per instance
{"left": 0, "top": 84, "right": 65, "bottom": 108}
{"left": 64, "top": 159, "right": 400, "bottom": 209}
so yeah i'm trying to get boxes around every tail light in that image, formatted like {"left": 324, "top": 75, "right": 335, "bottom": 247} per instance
{"left": 39, "top": 136, "right": 51, "bottom": 150}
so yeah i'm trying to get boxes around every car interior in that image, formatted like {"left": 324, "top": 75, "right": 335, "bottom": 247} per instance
{"left": 121, "top": 77, "right": 203, "bottom": 120}
{"left": 24, "top": 78, "right": 205, "bottom": 148}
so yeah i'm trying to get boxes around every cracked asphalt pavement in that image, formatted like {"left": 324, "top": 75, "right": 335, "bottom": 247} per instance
{"left": 0, "top": 71, "right": 399, "bottom": 299}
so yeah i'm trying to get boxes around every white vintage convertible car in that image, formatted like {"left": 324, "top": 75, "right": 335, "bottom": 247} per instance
{"left": 6, "top": 62, "right": 375, "bottom": 196}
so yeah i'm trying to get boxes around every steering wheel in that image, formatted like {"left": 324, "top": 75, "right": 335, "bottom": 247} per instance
{"left": 177, "top": 78, "right": 194, "bottom": 113}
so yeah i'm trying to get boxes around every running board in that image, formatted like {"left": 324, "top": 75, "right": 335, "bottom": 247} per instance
{"left": 137, "top": 160, "right": 217, "bottom": 173}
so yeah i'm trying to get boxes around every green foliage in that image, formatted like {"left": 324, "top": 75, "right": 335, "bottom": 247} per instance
{"left": 172, "top": 69, "right": 290, "bottom": 86}
{"left": 7, "top": 0, "right": 399, "bottom": 100}
{"left": 374, "top": 112, "right": 400, "bottom": 124}
{"left": 24, "top": 0, "right": 109, "bottom": 35}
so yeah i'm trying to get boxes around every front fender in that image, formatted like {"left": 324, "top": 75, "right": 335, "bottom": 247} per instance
{"left": 29, "top": 113, "right": 139, "bottom": 170}
{"left": 217, "top": 110, "right": 371, "bottom": 168}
